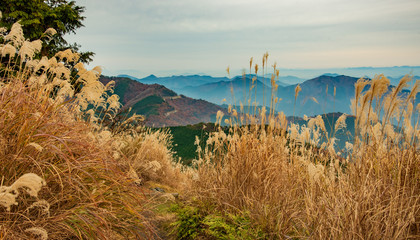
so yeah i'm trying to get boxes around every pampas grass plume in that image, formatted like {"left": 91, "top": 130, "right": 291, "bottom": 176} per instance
{"left": 10, "top": 173, "right": 46, "bottom": 198}
{"left": 5, "top": 22, "right": 24, "bottom": 47}
{"left": 1, "top": 44, "right": 17, "bottom": 58}
{"left": 25, "top": 227, "right": 48, "bottom": 240}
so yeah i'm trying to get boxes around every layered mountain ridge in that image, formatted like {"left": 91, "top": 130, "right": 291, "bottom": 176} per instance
{"left": 104, "top": 74, "right": 419, "bottom": 127}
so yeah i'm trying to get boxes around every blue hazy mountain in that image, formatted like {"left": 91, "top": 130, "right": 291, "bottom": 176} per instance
{"left": 117, "top": 74, "right": 230, "bottom": 90}
{"left": 275, "top": 66, "right": 420, "bottom": 79}
{"left": 275, "top": 75, "right": 361, "bottom": 116}
{"left": 177, "top": 75, "right": 278, "bottom": 105}
{"left": 274, "top": 74, "right": 419, "bottom": 117}
{"left": 386, "top": 75, "right": 420, "bottom": 87}
{"left": 177, "top": 74, "right": 419, "bottom": 117}
{"left": 277, "top": 75, "right": 306, "bottom": 85}
{"left": 117, "top": 72, "right": 419, "bottom": 117}
{"left": 176, "top": 74, "right": 359, "bottom": 115}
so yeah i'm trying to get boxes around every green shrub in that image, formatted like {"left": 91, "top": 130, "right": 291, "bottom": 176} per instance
{"left": 170, "top": 203, "right": 266, "bottom": 240}
{"left": 171, "top": 204, "right": 204, "bottom": 239}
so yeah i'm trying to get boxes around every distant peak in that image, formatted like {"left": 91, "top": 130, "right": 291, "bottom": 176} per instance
{"left": 321, "top": 73, "right": 340, "bottom": 77}
{"left": 145, "top": 74, "right": 157, "bottom": 79}
{"left": 117, "top": 74, "right": 132, "bottom": 78}
{"left": 116, "top": 74, "right": 139, "bottom": 80}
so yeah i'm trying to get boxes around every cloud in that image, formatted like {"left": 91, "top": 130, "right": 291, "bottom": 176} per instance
{"left": 69, "top": 0, "right": 420, "bottom": 76}
{"left": 76, "top": 0, "right": 420, "bottom": 31}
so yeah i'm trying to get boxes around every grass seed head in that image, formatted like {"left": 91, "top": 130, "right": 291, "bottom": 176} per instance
{"left": 25, "top": 227, "right": 48, "bottom": 240}
{"left": 295, "top": 84, "right": 302, "bottom": 100}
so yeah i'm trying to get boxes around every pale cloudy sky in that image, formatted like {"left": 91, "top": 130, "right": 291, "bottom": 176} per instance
{"left": 67, "top": 0, "right": 420, "bottom": 78}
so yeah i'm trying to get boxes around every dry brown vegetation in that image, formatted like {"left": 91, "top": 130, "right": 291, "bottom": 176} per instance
{"left": 0, "top": 21, "right": 187, "bottom": 239}
{"left": 0, "top": 79, "right": 151, "bottom": 239}
{"left": 188, "top": 58, "right": 420, "bottom": 239}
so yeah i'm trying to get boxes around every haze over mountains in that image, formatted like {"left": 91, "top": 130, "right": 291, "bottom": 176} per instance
{"left": 118, "top": 72, "right": 419, "bottom": 118}
{"left": 112, "top": 66, "right": 420, "bottom": 81}
{"left": 118, "top": 74, "right": 230, "bottom": 89}
{"left": 269, "top": 66, "right": 420, "bottom": 80}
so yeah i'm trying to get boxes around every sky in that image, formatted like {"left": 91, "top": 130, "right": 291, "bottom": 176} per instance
{"left": 67, "top": 0, "right": 420, "bottom": 78}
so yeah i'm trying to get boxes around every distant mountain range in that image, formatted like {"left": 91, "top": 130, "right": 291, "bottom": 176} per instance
{"left": 118, "top": 74, "right": 230, "bottom": 90}
{"left": 109, "top": 66, "right": 420, "bottom": 81}
{"left": 178, "top": 75, "right": 280, "bottom": 105}
{"left": 119, "top": 72, "right": 419, "bottom": 93}
{"left": 277, "top": 75, "right": 419, "bottom": 116}
{"left": 249, "top": 66, "right": 420, "bottom": 79}
{"left": 99, "top": 76, "right": 227, "bottom": 127}
{"left": 132, "top": 74, "right": 418, "bottom": 117}
{"left": 107, "top": 73, "right": 419, "bottom": 126}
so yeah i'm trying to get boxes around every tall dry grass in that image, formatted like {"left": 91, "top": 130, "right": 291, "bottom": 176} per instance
{"left": 0, "top": 72, "right": 155, "bottom": 239}
{"left": 0, "top": 19, "right": 187, "bottom": 239}
{"left": 189, "top": 57, "right": 420, "bottom": 239}
{"left": 112, "top": 127, "right": 191, "bottom": 191}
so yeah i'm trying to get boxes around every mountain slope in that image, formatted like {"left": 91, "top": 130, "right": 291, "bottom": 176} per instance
{"left": 387, "top": 75, "right": 420, "bottom": 87}
{"left": 100, "top": 76, "right": 227, "bottom": 127}
{"left": 276, "top": 75, "right": 359, "bottom": 116}
{"left": 177, "top": 75, "right": 274, "bottom": 105}
{"left": 277, "top": 75, "right": 305, "bottom": 85}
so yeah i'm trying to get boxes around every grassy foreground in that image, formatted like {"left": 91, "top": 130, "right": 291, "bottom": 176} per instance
{"left": 0, "top": 21, "right": 189, "bottom": 239}
{"left": 181, "top": 62, "right": 420, "bottom": 239}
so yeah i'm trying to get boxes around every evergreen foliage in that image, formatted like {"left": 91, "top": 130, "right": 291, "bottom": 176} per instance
{"left": 0, "top": 0, "right": 93, "bottom": 62}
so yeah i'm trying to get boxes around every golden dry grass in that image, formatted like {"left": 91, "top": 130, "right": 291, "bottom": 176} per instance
{"left": 188, "top": 59, "right": 420, "bottom": 239}
{"left": 0, "top": 20, "right": 188, "bottom": 239}
{"left": 112, "top": 127, "right": 192, "bottom": 191}
{"left": 0, "top": 78, "right": 156, "bottom": 239}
